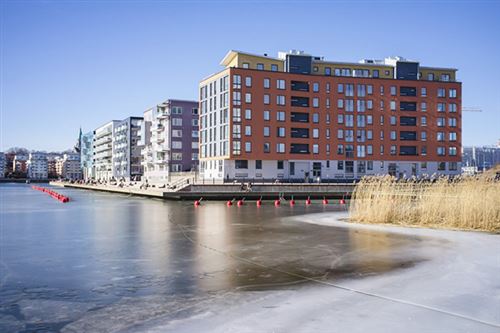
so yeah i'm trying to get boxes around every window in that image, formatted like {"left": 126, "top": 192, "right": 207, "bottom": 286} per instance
{"left": 449, "top": 118, "right": 457, "bottom": 127}
{"left": 245, "top": 109, "right": 252, "bottom": 120}
{"left": 390, "top": 101, "right": 396, "bottom": 111}
{"left": 421, "top": 87, "right": 427, "bottom": 97}
{"left": 257, "top": 63, "right": 264, "bottom": 70}
{"left": 367, "top": 85, "right": 373, "bottom": 95}
{"left": 256, "top": 160, "right": 262, "bottom": 169}
{"left": 326, "top": 83, "right": 330, "bottom": 93}
{"left": 263, "top": 110, "right": 270, "bottom": 121}
{"left": 421, "top": 131, "right": 427, "bottom": 141}
{"left": 233, "top": 91, "right": 242, "bottom": 106}
{"left": 337, "top": 84, "right": 344, "bottom": 93}
{"left": 172, "top": 106, "right": 183, "bottom": 114}
{"left": 437, "top": 132, "right": 445, "bottom": 141}
{"left": 345, "top": 84, "right": 354, "bottom": 96}
{"left": 233, "top": 124, "right": 241, "bottom": 139}
{"left": 345, "top": 115, "right": 354, "bottom": 127}
{"left": 326, "top": 114, "right": 331, "bottom": 124}
{"left": 264, "top": 94, "right": 270, "bottom": 105}
{"left": 367, "top": 130, "right": 373, "bottom": 140}
{"left": 313, "top": 82, "right": 319, "bottom": 92}
{"left": 271, "top": 64, "right": 278, "bottom": 71}
{"left": 357, "top": 100, "right": 366, "bottom": 112}
{"left": 312, "top": 113, "right": 319, "bottom": 123}
{"left": 367, "top": 100, "right": 373, "bottom": 110}
{"left": 357, "top": 145, "right": 366, "bottom": 158}
{"left": 337, "top": 129, "right": 344, "bottom": 139}
{"left": 172, "top": 118, "right": 183, "bottom": 126}
{"left": 390, "top": 86, "right": 396, "bottom": 96}
{"left": 449, "top": 89, "right": 457, "bottom": 98}
{"left": 441, "top": 74, "right": 450, "bottom": 82}
{"left": 277, "top": 127, "right": 286, "bottom": 137}
{"left": 438, "top": 88, "right": 446, "bottom": 98}
{"left": 346, "top": 145, "right": 354, "bottom": 158}
{"left": 192, "top": 130, "right": 199, "bottom": 138}
{"left": 172, "top": 153, "right": 182, "bottom": 160}
{"left": 277, "top": 111, "right": 285, "bottom": 121}
{"left": 367, "top": 115, "right": 373, "bottom": 125}
{"left": 437, "top": 117, "right": 445, "bottom": 127}
{"left": 390, "top": 145, "right": 397, "bottom": 155}
{"left": 390, "top": 116, "right": 397, "bottom": 125}
{"left": 437, "top": 147, "right": 446, "bottom": 156}
{"left": 313, "top": 128, "right": 319, "bottom": 138}
{"left": 346, "top": 99, "right": 354, "bottom": 112}
{"left": 357, "top": 115, "right": 366, "bottom": 127}
{"left": 245, "top": 76, "right": 252, "bottom": 87}
{"left": 367, "top": 145, "right": 373, "bottom": 155}
{"left": 380, "top": 115, "right": 384, "bottom": 125}
{"left": 421, "top": 102, "right": 427, "bottom": 112}
{"left": 192, "top": 142, "right": 198, "bottom": 149}
{"left": 233, "top": 108, "right": 241, "bottom": 122}
{"left": 263, "top": 142, "right": 270, "bottom": 153}
{"left": 172, "top": 129, "right": 183, "bottom": 137}
{"left": 337, "top": 114, "right": 344, "bottom": 124}
{"left": 263, "top": 126, "right": 270, "bottom": 137}
{"left": 245, "top": 93, "right": 252, "bottom": 103}
{"left": 449, "top": 162, "right": 458, "bottom": 171}
{"left": 276, "top": 143, "right": 285, "bottom": 153}
{"left": 277, "top": 160, "right": 284, "bottom": 169}
{"left": 192, "top": 119, "right": 199, "bottom": 126}
{"left": 449, "top": 103, "right": 457, "bottom": 112}
{"left": 313, "top": 144, "right": 319, "bottom": 154}
{"left": 172, "top": 141, "right": 182, "bottom": 149}
{"left": 373, "top": 70, "right": 379, "bottom": 78}
{"left": 276, "top": 95, "right": 285, "bottom": 106}
{"left": 337, "top": 99, "right": 344, "bottom": 108}
{"left": 438, "top": 162, "right": 446, "bottom": 171}
{"left": 325, "top": 67, "right": 331, "bottom": 75}
{"left": 312, "top": 97, "right": 319, "bottom": 108}
{"left": 345, "top": 130, "right": 354, "bottom": 142}
{"left": 357, "top": 84, "right": 366, "bottom": 97}
{"left": 421, "top": 116, "right": 427, "bottom": 126}
{"left": 192, "top": 108, "right": 199, "bottom": 115}
{"left": 245, "top": 125, "right": 252, "bottom": 136}
{"left": 438, "top": 103, "right": 446, "bottom": 112}
{"left": 427, "top": 73, "right": 434, "bottom": 81}
{"left": 390, "top": 131, "right": 396, "bottom": 140}
{"left": 233, "top": 75, "right": 241, "bottom": 89}
{"left": 264, "top": 78, "right": 270, "bottom": 89}
{"left": 337, "top": 144, "right": 344, "bottom": 154}
{"left": 277, "top": 79, "right": 286, "bottom": 90}
{"left": 449, "top": 132, "right": 457, "bottom": 141}
{"left": 235, "top": 160, "right": 248, "bottom": 169}
{"left": 380, "top": 85, "right": 384, "bottom": 95}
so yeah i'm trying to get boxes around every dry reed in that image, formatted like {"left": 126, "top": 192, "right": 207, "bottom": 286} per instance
{"left": 349, "top": 169, "right": 500, "bottom": 233}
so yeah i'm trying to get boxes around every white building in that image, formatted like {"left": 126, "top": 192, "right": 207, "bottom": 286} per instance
{"left": 27, "top": 152, "right": 48, "bottom": 179}
{"left": 93, "top": 121, "right": 119, "bottom": 181}
{"left": 113, "top": 117, "right": 143, "bottom": 181}
{"left": 0, "top": 152, "right": 5, "bottom": 178}
{"left": 56, "top": 153, "right": 82, "bottom": 180}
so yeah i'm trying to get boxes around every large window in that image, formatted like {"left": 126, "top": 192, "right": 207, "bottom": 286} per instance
{"left": 235, "top": 160, "right": 248, "bottom": 169}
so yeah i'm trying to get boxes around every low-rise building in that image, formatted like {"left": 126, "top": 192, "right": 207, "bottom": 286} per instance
{"left": 462, "top": 145, "right": 500, "bottom": 171}
{"left": 27, "top": 152, "right": 48, "bottom": 179}
{"left": 13, "top": 154, "right": 28, "bottom": 175}
{"left": 93, "top": 121, "right": 119, "bottom": 181}
{"left": 139, "top": 99, "right": 199, "bottom": 182}
{"left": 113, "top": 117, "right": 143, "bottom": 181}
{"left": 47, "top": 155, "right": 59, "bottom": 178}
{"left": 56, "top": 153, "right": 82, "bottom": 180}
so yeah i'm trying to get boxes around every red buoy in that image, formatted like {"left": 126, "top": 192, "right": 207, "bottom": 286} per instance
{"left": 274, "top": 199, "right": 281, "bottom": 207}
{"left": 322, "top": 198, "right": 329, "bottom": 205}
{"left": 306, "top": 198, "right": 311, "bottom": 205}
{"left": 256, "top": 200, "right": 262, "bottom": 207}
{"left": 290, "top": 199, "right": 295, "bottom": 206}
{"left": 340, "top": 198, "right": 346, "bottom": 205}
{"left": 226, "top": 200, "right": 233, "bottom": 206}
{"left": 194, "top": 200, "right": 200, "bottom": 207}
{"left": 237, "top": 200, "right": 244, "bottom": 207}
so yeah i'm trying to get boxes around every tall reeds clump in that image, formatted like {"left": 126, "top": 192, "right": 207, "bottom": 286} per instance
{"left": 349, "top": 171, "right": 500, "bottom": 233}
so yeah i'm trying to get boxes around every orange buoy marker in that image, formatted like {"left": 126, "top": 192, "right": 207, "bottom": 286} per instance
{"left": 306, "top": 196, "right": 311, "bottom": 205}
{"left": 322, "top": 197, "right": 329, "bottom": 205}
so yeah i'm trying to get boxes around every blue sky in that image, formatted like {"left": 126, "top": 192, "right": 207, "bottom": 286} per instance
{"left": 1, "top": 0, "right": 499, "bottom": 151}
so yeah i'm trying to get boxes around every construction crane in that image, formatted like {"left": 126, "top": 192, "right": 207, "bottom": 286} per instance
{"left": 462, "top": 107, "right": 482, "bottom": 112}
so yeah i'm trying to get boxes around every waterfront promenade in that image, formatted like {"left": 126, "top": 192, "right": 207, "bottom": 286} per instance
{"left": 50, "top": 181, "right": 355, "bottom": 201}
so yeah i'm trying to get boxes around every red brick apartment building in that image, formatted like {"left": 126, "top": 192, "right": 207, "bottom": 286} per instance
{"left": 199, "top": 50, "right": 461, "bottom": 181}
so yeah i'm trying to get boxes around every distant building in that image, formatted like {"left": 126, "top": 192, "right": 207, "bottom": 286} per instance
{"left": 81, "top": 131, "right": 94, "bottom": 180}
{"left": 47, "top": 155, "right": 59, "bottom": 178}
{"left": 56, "top": 153, "right": 82, "bottom": 180}
{"left": 5, "top": 153, "right": 15, "bottom": 175}
{"left": 113, "top": 117, "right": 143, "bottom": 181}
{"left": 0, "top": 152, "right": 5, "bottom": 178}
{"left": 13, "top": 154, "right": 29, "bottom": 175}
{"left": 94, "top": 121, "right": 119, "bottom": 181}
{"left": 138, "top": 99, "right": 199, "bottom": 182}
{"left": 27, "top": 152, "right": 48, "bottom": 179}
{"left": 462, "top": 146, "right": 500, "bottom": 171}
